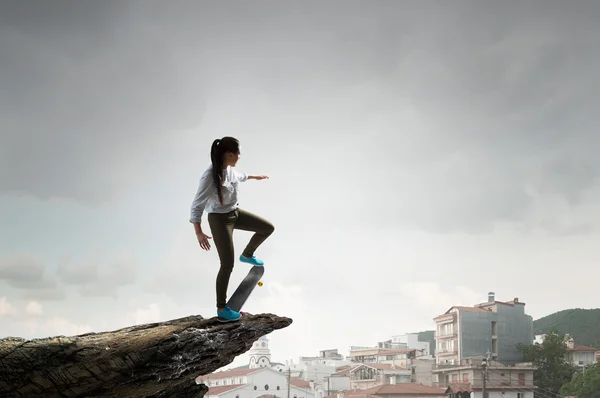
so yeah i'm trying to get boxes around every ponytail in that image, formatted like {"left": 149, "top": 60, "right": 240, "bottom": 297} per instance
{"left": 209, "top": 136, "right": 241, "bottom": 205}
{"left": 210, "top": 139, "right": 224, "bottom": 205}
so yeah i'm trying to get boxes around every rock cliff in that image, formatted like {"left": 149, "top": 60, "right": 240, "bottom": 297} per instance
{"left": 0, "top": 313, "right": 292, "bottom": 398}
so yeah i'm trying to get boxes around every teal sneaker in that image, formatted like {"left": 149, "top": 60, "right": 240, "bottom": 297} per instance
{"left": 240, "top": 254, "right": 264, "bottom": 266}
{"left": 217, "top": 306, "right": 241, "bottom": 322}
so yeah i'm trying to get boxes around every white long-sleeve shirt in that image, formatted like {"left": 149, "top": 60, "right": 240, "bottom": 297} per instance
{"left": 189, "top": 164, "right": 248, "bottom": 223}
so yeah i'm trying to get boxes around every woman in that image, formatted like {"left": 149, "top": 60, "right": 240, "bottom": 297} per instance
{"left": 189, "top": 136, "right": 274, "bottom": 322}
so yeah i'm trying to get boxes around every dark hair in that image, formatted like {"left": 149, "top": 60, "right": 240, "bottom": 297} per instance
{"left": 210, "top": 136, "right": 240, "bottom": 204}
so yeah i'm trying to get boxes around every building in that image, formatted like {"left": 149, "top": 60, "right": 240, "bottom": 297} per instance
{"left": 412, "top": 358, "right": 435, "bottom": 387}
{"left": 433, "top": 357, "right": 535, "bottom": 398}
{"left": 250, "top": 336, "right": 273, "bottom": 369}
{"left": 348, "top": 347, "right": 430, "bottom": 365}
{"left": 271, "top": 349, "right": 353, "bottom": 394}
{"left": 564, "top": 337, "right": 597, "bottom": 369}
{"left": 331, "top": 355, "right": 436, "bottom": 390}
{"left": 433, "top": 292, "right": 533, "bottom": 365}
{"left": 534, "top": 334, "right": 598, "bottom": 369}
{"left": 390, "top": 334, "right": 431, "bottom": 357}
{"left": 325, "top": 384, "right": 446, "bottom": 398}
{"left": 198, "top": 367, "right": 314, "bottom": 398}
{"left": 340, "top": 363, "right": 412, "bottom": 390}
{"left": 374, "top": 334, "right": 432, "bottom": 357}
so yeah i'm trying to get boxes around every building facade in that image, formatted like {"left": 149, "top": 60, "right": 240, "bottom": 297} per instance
{"left": 434, "top": 292, "right": 533, "bottom": 365}
{"left": 199, "top": 367, "right": 314, "bottom": 398}
{"left": 434, "top": 357, "right": 535, "bottom": 398}
{"left": 326, "top": 384, "right": 446, "bottom": 398}
{"left": 391, "top": 333, "right": 431, "bottom": 357}
{"left": 249, "top": 336, "right": 272, "bottom": 369}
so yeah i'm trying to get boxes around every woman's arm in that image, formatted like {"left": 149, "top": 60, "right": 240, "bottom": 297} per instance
{"left": 189, "top": 172, "right": 214, "bottom": 232}
{"left": 247, "top": 175, "right": 269, "bottom": 180}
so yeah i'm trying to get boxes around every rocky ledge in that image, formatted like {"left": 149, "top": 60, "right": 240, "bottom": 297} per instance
{"left": 0, "top": 313, "right": 292, "bottom": 398}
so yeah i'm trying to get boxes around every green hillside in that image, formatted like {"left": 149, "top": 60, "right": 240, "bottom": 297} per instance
{"left": 417, "top": 308, "right": 600, "bottom": 355}
{"left": 533, "top": 308, "right": 600, "bottom": 349}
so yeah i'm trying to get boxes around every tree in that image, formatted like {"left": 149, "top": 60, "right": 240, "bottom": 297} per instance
{"left": 560, "top": 362, "right": 600, "bottom": 398}
{"left": 517, "top": 328, "right": 576, "bottom": 397}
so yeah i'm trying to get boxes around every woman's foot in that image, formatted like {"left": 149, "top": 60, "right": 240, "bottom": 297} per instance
{"left": 239, "top": 254, "right": 264, "bottom": 266}
{"left": 217, "top": 306, "right": 241, "bottom": 322}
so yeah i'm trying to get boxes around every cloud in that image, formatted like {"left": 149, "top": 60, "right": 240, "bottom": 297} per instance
{"left": 130, "top": 303, "right": 161, "bottom": 325}
{"left": 0, "top": 254, "right": 59, "bottom": 290}
{"left": 0, "top": 250, "right": 139, "bottom": 302}
{"left": 142, "top": 225, "right": 221, "bottom": 302}
{"left": 0, "top": 297, "right": 18, "bottom": 317}
{"left": 41, "top": 317, "right": 94, "bottom": 337}
{"left": 57, "top": 251, "right": 138, "bottom": 298}
{"left": 19, "top": 286, "right": 68, "bottom": 302}
{"left": 399, "top": 282, "right": 483, "bottom": 316}
{"left": 25, "top": 301, "right": 43, "bottom": 316}
{"left": 2, "top": 0, "right": 600, "bottom": 236}
{"left": 0, "top": 2, "right": 206, "bottom": 203}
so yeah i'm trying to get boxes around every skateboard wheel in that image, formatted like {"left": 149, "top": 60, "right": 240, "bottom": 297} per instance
{"left": 257, "top": 281, "right": 263, "bottom": 287}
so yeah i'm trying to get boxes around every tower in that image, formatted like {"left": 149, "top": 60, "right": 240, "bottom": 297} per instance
{"left": 249, "top": 336, "right": 272, "bottom": 368}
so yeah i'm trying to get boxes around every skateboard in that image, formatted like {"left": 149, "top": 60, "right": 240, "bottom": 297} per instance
{"left": 221, "top": 265, "right": 264, "bottom": 319}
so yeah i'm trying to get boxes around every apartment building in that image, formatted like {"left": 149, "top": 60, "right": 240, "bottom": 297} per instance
{"left": 433, "top": 292, "right": 533, "bottom": 365}
{"left": 434, "top": 357, "right": 535, "bottom": 398}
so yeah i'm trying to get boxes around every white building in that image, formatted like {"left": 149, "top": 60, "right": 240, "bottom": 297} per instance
{"left": 533, "top": 334, "right": 545, "bottom": 345}
{"left": 270, "top": 350, "right": 352, "bottom": 398}
{"left": 250, "top": 336, "right": 273, "bottom": 369}
{"left": 391, "top": 333, "right": 431, "bottom": 357}
{"left": 564, "top": 337, "right": 597, "bottom": 369}
{"left": 534, "top": 334, "right": 597, "bottom": 369}
{"left": 198, "top": 367, "right": 314, "bottom": 398}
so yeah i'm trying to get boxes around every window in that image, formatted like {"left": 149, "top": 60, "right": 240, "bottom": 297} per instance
{"left": 518, "top": 373, "right": 525, "bottom": 386}
{"left": 356, "top": 367, "right": 376, "bottom": 380}
{"left": 517, "top": 394, "right": 524, "bottom": 398}
{"left": 462, "top": 373, "right": 468, "bottom": 382}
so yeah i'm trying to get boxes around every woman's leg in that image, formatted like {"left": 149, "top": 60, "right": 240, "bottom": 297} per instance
{"left": 234, "top": 208, "right": 275, "bottom": 262}
{"left": 208, "top": 211, "right": 237, "bottom": 310}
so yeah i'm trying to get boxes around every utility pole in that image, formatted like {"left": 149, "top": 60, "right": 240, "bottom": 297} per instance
{"left": 287, "top": 368, "right": 291, "bottom": 398}
{"left": 482, "top": 352, "right": 489, "bottom": 398}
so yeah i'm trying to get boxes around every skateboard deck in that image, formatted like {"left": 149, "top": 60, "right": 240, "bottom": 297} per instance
{"left": 226, "top": 265, "right": 264, "bottom": 313}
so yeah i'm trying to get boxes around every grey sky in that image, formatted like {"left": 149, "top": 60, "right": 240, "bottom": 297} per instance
{"left": 2, "top": 1, "right": 600, "bottom": 369}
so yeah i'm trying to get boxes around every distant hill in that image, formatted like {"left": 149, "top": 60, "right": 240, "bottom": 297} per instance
{"left": 417, "top": 308, "right": 600, "bottom": 356}
{"left": 533, "top": 308, "right": 600, "bottom": 349}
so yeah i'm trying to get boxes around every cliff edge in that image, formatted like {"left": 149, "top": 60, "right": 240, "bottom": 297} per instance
{"left": 0, "top": 313, "right": 293, "bottom": 398}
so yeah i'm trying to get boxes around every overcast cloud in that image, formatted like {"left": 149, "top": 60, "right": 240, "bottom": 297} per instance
{"left": 2, "top": 0, "right": 600, "bottom": 371}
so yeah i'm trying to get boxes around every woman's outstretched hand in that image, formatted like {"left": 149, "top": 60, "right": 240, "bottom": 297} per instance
{"left": 197, "top": 231, "right": 212, "bottom": 250}
{"left": 250, "top": 175, "right": 269, "bottom": 180}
